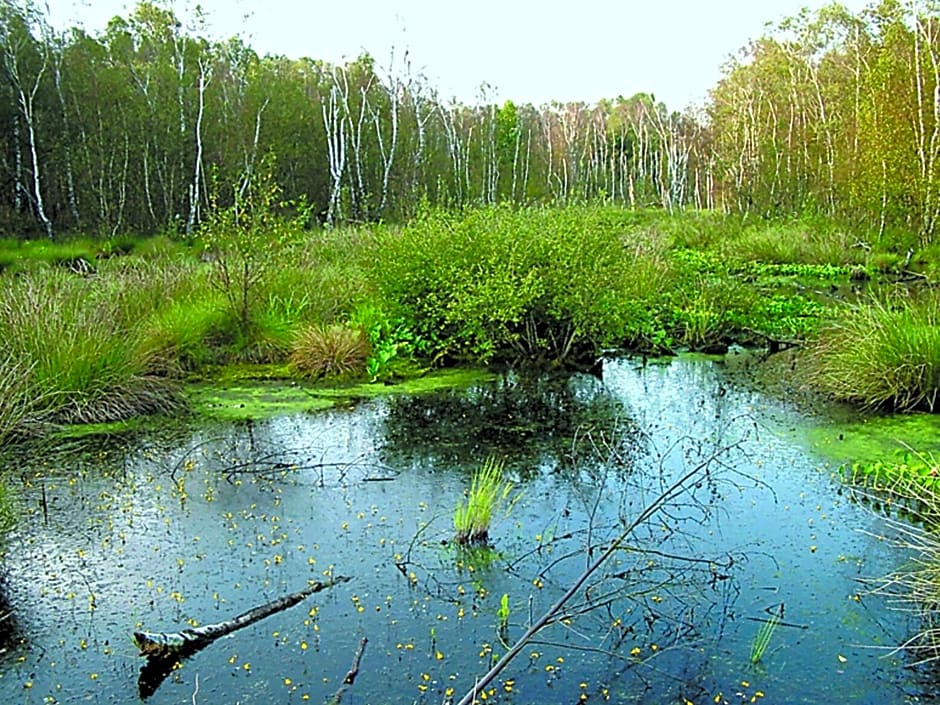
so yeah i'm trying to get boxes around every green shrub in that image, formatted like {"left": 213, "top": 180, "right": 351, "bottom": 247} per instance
{"left": 372, "top": 204, "right": 681, "bottom": 364}
{"left": 806, "top": 291, "right": 940, "bottom": 411}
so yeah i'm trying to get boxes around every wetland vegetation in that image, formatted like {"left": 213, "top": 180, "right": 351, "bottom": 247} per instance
{"left": 3, "top": 0, "right": 940, "bottom": 701}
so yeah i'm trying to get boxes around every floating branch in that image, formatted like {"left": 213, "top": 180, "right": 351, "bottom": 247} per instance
{"left": 325, "top": 636, "right": 368, "bottom": 705}
{"left": 135, "top": 576, "right": 350, "bottom": 698}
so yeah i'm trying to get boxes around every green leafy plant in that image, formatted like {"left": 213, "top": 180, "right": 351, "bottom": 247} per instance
{"left": 454, "top": 456, "right": 519, "bottom": 545}
{"left": 496, "top": 593, "right": 511, "bottom": 643}
{"left": 750, "top": 604, "right": 783, "bottom": 664}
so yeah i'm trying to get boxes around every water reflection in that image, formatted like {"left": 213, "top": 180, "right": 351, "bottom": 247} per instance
{"left": 381, "top": 369, "right": 644, "bottom": 475}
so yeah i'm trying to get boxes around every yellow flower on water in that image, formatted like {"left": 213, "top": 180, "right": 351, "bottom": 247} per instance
{"left": 445, "top": 686, "right": 455, "bottom": 697}
{"left": 630, "top": 646, "right": 641, "bottom": 657}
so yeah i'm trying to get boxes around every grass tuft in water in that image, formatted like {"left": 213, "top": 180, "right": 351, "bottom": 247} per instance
{"left": 750, "top": 604, "right": 783, "bottom": 664}
{"left": 454, "top": 456, "right": 518, "bottom": 545}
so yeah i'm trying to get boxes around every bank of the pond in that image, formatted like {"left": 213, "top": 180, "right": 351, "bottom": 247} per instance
{"left": 1, "top": 206, "right": 938, "bottom": 450}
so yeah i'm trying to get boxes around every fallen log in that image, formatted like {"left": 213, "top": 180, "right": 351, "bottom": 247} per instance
{"left": 135, "top": 576, "right": 350, "bottom": 698}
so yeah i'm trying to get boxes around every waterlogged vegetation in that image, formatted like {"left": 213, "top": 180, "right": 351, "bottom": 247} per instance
{"left": 4, "top": 0, "right": 940, "bottom": 700}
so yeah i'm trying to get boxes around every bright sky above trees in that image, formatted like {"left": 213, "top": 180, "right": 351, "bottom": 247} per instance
{"left": 46, "top": 0, "right": 870, "bottom": 110}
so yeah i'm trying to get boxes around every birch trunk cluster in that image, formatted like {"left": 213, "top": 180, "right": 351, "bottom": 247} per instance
{"left": 1, "top": 0, "right": 939, "bottom": 243}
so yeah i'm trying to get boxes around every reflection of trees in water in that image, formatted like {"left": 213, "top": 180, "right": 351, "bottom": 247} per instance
{"left": 0, "top": 575, "right": 27, "bottom": 664}
{"left": 379, "top": 370, "right": 646, "bottom": 475}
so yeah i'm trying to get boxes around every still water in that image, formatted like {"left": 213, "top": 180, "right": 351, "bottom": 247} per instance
{"left": 0, "top": 353, "right": 930, "bottom": 704}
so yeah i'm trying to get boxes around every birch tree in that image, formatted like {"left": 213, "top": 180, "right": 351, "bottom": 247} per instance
{"left": 1, "top": 0, "right": 52, "bottom": 237}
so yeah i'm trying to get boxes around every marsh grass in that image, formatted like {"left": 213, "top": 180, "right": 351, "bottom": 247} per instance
{"left": 289, "top": 324, "right": 369, "bottom": 379}
{"left": 849, "top": 451, "right": 940, "bottom": 666}
{"left": 0, "top": 352, "right": 37, "bottom": 443}
{"left": 720, "top": 221, "right": 864, "bottom": 266}
{"left": 750, "top": 605, "right": 783, "bottom": 664}
{"left": 807, "top": 291, "right": 940, "bottom": 411}
{"left": 454, "top": 456, "right": 519, "bottom": 545}
{"left": 0, "top": 266, "right": 184, "bottom": 425}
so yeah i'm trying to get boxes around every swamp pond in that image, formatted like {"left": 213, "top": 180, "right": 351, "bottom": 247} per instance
{"left": 0, "top": 352, "right": 937, "bottom": 704}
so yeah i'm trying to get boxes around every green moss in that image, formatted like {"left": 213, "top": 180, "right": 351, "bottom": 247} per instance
{"left": 187, "top": 367, "right": 494, "bottom": 421}
{"left": 186, "top": 383, "right": 335, "bottom": 421}
{"left": 808, "top": 412, "right": 940, "bottom": 467}
{"left": 51, "top": 418, "right": 146, "bottom": 440}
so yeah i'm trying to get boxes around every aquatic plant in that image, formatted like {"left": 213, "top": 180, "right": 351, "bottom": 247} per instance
{"left": 497, "top": 593, "right": 511, "bottom": 643}
{"left": 807, "top": 291, "right": 940, "bottom": 411}
{"left": 852, "top": 454, "right": 940, "bottom": 667}
{"left": 454, "top": 456, "right": 518, "bottom": 545}
{"left": 750, "top": 605, "right": 783, "bottom": 664}
{"left": 289, "top": 324, "right": 369, "bottom": 379}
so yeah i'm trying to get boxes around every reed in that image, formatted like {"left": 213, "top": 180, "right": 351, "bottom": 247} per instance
{"left": 454, "top": 456, "right": 518, "bottom": 545}
{"left": 750, "top": 605, "right": 783, "bottom": 664}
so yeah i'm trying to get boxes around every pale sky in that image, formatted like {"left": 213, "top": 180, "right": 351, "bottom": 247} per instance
{"left": 42, "top": 0, "right": 873, "bottom": 110}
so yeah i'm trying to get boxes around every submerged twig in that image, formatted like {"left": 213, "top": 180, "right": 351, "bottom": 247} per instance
{"left": 325, "top": 636, "right": 368, "bottom": 705}
{"left": 454, "top": 439, "right": 742, "bottom": 705}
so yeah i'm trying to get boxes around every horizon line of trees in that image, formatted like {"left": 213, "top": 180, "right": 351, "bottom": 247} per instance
{"left": 1, "top": 0, "right": 939, "bottom": 246}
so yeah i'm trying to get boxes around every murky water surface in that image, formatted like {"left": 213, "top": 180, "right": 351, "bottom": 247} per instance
{"left": 0, "top": 354, "right": 932, "bottom": 704}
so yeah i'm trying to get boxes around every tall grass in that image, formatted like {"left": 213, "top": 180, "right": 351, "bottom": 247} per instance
{"left": 0, "top": 353, "right": 36, "bottom": 443}
{"left": 454, "top": 456, "right": 519, "bottom": 545}
{"left": 807, "top": 291, "right": 940, "bottom": 411}
{"left": 718, "top": 220, "right": 866, "bottom": 266}
{"left": 0, "top": 264, "right": 187, "bottom": 425}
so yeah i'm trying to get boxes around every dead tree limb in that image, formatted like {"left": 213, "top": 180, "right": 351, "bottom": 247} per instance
{"left": 454, "top": 442, "right": 739, "bottom": 705}
{"left": 325, "top": 636, "right": 368, "bottom": 705}
{"left": 135, "top": 576, "right": 350, "bottom": 698}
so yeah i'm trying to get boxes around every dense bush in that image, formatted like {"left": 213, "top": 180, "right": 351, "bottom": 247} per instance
{"left": 372, "top": 205, "right": 683, "bottom": 365}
